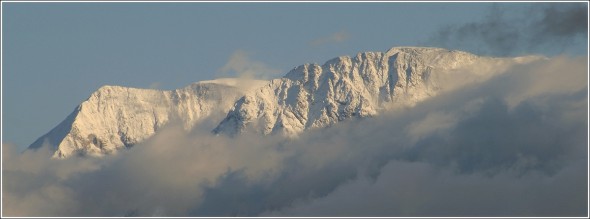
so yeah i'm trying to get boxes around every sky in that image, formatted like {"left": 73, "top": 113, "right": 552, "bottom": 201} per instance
{"left": 1, "top": 2, "right": 588, "bottom": 217}
{"left": 3, "top": 2, "right": 586, "bottom": 149}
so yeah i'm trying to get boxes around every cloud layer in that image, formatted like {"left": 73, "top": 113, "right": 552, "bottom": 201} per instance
{"left": 2, "top": 56, "right": 587, "bottom": 216}
{"left": 427, "top": 3, "right": 588, "bottom": 56}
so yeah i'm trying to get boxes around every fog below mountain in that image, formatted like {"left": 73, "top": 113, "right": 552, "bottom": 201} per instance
{"left": 3, "top": 55, "right": 587, "bottom": 216}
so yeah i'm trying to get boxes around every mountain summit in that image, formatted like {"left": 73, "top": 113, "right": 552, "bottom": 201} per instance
{"left": 213, "top": 47, "right": 483, "bottom": 136}
{"left": 29, "top": 47, "right": 534, "bottom": 158}
{"left": 29, "top": 79, "right": 267, "bottom": 158}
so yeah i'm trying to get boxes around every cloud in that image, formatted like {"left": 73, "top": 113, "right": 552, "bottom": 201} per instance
{"left": 2, "top": 56, "right": 587, "bottom": 216}
{"left": 2, "top": 143, "right": 101, "bottom": 216}
{"left": 265, "top": 159, "right": 587, "bottom": 217}
{"left": 148, "top": 82, "right": 161, "bottom": 89}
{"left": 309, "top": 30, "right": 350, "bottom": 46}
{"left": 531, "top": 4, "right": 588, "bottom": 43}
{"left": 426, "top": 3, "right": 588, "bottom": 56}
{"left": 218, "top": 50, "right": 281, "bottom": 80}
{"left": 262, "top": 56, "right": 587, "bottom": 216}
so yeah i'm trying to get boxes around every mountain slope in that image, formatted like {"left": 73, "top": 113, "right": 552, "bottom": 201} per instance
{"left": 29, "top": 79, "right": 267, "bottom": 158}
{"left": 29, "top": 46, "right": 539, "bottom": 158}
{"left": 212, "top": 47, "right": 524, "bottom": 136}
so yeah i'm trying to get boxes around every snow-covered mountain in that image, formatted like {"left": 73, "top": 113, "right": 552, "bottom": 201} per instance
{"left": 212, "top": 47, "right": 521, "bottom": 136}
{"left": 29, "top": 79, "right": 267, "bottom": 158}
{"left": 29, "top": 47, "right": 538, "bottom": 158}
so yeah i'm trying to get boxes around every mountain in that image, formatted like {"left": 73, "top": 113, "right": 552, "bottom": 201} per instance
{"left": 29, "top": 47, "right": 537, "bottom": 158}
{"left": 213, "top": 47, "right": 492, "bottom": 136}
{"left": 29, "top": 79, "right": 267, "bottom": 158}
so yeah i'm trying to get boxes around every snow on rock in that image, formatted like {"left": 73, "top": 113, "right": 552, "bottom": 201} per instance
{"left": 212, "top": 47, "right": 531, "bottom": 137}
{"left": 29, "top": 79, "right": 266, "bottom": 158}
{"left": 29, "top": 47, "right": 541, "bottom": 158}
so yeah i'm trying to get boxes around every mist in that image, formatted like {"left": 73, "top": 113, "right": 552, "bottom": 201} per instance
{"left": 3, "top": 54, "right": 587, "bottom": 216}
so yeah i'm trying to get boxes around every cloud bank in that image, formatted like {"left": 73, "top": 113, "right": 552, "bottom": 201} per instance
{"left": 427, "top": 3, "right": 588, "bottom": 56}
{"left": 2, "top": 56, "right": 587, "bottom": 216}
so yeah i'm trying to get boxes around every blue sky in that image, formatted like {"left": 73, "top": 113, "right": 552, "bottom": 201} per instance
{"left": 2, "top": 2, "right": 587, "bottom": 149}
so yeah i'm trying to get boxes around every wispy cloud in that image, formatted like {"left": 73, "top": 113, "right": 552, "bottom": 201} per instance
{"left": 309, "top": 30, "right": 350, "bottom": 46}
{"left": 149, "top": 82, "right": 161, "bottom": 89}
{"left": 218, "top": 50, "right": 281, "bottom": 80}
{"left": 426, "top": 3, "right": 588, "bottom": 56}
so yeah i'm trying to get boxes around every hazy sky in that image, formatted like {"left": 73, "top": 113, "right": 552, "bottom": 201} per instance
{"left": 2, "top": 2, "right": 587, "bottom": 148}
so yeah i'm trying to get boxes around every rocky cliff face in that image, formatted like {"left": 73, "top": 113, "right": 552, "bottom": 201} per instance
{"left": 29, "top": 47, "right": 536, "bottom": 158}
{"left": 213, "top": 47, "right": 481, "bottom": 136}
{"left": 29, "top": 79, "right": 266, "bottom": 158}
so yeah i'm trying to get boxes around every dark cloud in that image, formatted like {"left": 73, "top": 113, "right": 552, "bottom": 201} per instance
{"left": 535, "top": 4, "right": 588, "bottom": 38}
{"left": 2, "top": 56, "right": 587, "bottom": 216}
{"left": 427, "top": 3, "right": 588, "bottom": 56}
{"left": 266, "top": 159, "right": 587, "bottom": 217}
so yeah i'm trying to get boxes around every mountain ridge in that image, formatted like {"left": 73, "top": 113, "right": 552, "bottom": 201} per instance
{"left": 29, "top": 47, "right": 539, "bottom": 158}
{"left": 29, "top": 78, "right": 266, "bottom": 158}
{"left": 212, "top": 47, "right": 482, "bottom": 136}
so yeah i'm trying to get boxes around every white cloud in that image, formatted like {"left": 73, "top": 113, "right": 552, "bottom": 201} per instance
{"left": 2, "top": 56, "right": 587, "bottom": 216}
{"left": 148, "top": 82, "right": 161, "bottom": 89}
{"left": 309, "top": 30, "right": 350, "bottom": 46}
{"left": 218, "top": 50, "right": 281, "bottom": 80}
{"left": 2, "top": 143, "right": 101, "bottom": 216}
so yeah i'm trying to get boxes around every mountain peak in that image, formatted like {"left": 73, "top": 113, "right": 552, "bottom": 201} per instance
{"left": 30, "top": 78, "right": 265, "bottom": 158}
{"left": 30, "top": 46, "right": 532, "bottom": 158}
{"left": 213, "top": 47, "right": 486, "bottom": 137}
{"left": 386, "top": 46, "right": 449, "bottom": 54}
